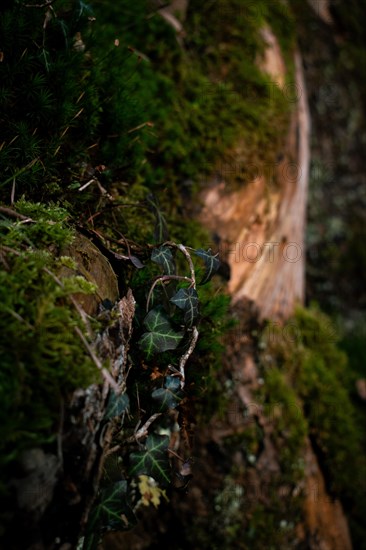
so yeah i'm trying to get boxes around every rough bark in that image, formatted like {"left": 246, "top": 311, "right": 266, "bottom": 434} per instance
{"left": 102, "top": 33, "right": 353, "bottom": 550}
{"left": 6, "top": 241, "right": 135, "bottom": 550}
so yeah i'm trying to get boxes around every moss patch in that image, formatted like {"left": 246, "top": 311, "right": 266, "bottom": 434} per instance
{"left": 262, "top": 306, "right": 366, "bottom": 545}
{"left": 0, "top": 201, "right": 100, "bottom": 486}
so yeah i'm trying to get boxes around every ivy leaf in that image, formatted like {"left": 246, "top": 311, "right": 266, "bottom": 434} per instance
{"left": 170, "top": 287, "right": 199, "bottom": 327}
{"left": 151, "top": 245, "right": 175, "bottom": 275}
{"left": 105, "top": 391, "right": 130, "bottom": 420}
{"left": 84, "top": 480, "right": 136, "bottom": 549}
{"left": 129, "top": 434, "right": 171, "bottom": 486}
{"left": 195, "top": 248, "right": 220, "bottom": 284}
{"left": 139, "top": 308, "right": 184, "bottom": 358}
{"left": 152, "top": 376, "right": 183, "bottom": 412}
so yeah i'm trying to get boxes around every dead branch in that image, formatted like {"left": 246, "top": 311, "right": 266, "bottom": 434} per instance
{"left": 178, "top": 326, "right": 199, "bottom": 389}
{"left": 24, "top": 0, "right": 56, "bottom": 8}
{"left": 164, "top": 241, "right": 197, "bottom": 287}
{"left": 74, "top": 326, "right": 119, "bottom": 392}
{"left": 0, "top": 206, "right": 34, "bottom": 222}
{"left": 125, "top": 413, "right": 162, "bottom": 443}
{"left": 146, "top": 274, "right": 192, "bottom": 311}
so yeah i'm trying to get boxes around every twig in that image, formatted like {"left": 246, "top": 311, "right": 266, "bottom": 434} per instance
{"left": 0, "top": 158, "right": 39, "bottom": 189}
{"left": 104, "top": 444, "right": 121, "bottom": 458}
{"left": 74, "top": 326, "right": 119, "bottom": 392}
{"left": 78, "top": 178, "right": 95, "bottom": 192}
{"left": 127, "top": 121, "right": 154, "bottom": 133}
{"left": 0, "top": 251, "right": 9, "bottom": 270}
{"left": 5, "top": 307, "right": 34, "bottom": 331}
{"left": 0, "top": 245, "right": 22, "bottom": 256}
{"left": 125, "top": 413, "right": 162, "bottom": 443}
{"left": 11, "top": 178, "right": 15, "bottom": 205}
{"left": 177, "top": 326, "right": 199, "bottom": 389}
{"left": 168, "top": 448, "right": 185, "bottom": 462}
{"left": 163, "top": 241, "right": 196, "bottom": 287}
{"left": 96, "top": 179, "right": 113, "bottom": 201}
{"left": 146, "top": 274, "right": 192, "bottom": 311}
{"left": 0, "top": 206, "right": 34, "bottom": 222}
{"left": 24, "top": 0, "right": 56, "bottom": 8}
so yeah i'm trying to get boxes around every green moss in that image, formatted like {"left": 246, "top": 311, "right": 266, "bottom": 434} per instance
{"left": 187, "top": 470, "right": 303, "bottom": 550}
{"left": 258, "top": 367, "right": 307, "bottom": 480}
{"left": 0, "top": 1, "right": 98, "bottom": 195}
{"left": 0, "top": 1, "right": 303, "bottom": 545}
{"left": 0, "top": 201, "right": 100, "bottom": 481}
{"left": 262, "top": 306, "right": 366, "bottom": 544}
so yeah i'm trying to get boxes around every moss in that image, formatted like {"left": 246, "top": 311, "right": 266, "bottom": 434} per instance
{"left": 262, "top": 306, "right": 366, "bottom": 544}
{"left": 258, "top": 367, "right": 307, "bottom": 481}
{"left": 0, "top": 201, "right": 101, "bottom": 487}
{"left": 182, "top": 0, "right": 294, "bottom": 189}
{"left": 224, "top": 421, "right": 264, "bottom": 464}
{"left": 186, "top": 470, "right": 303, "bottom": 550}
{"left": 0, "top": 1, "right": 303, "bottom": 545}
{"left": 186, "top": 287, "right": 234, "bottom": 422}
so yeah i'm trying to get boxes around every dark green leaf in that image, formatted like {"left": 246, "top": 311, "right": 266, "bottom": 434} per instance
{"left": 130, "top": 434, "right": 171, "bottom": 486}
{"left": 139, "top": 308, "right": 184, "bottom": 357}
{"left": 195, "top": 248, "right": 220, "bottom": 284}
{"left": 151, "top": 245, "right": 175, "bottom": 275}
{"left": 152, "top": 376, "right": 183, "bottom": 411}
{"left": 170, "top": 287, "right": 199, "bottom": 327}
{"left": 84, "top": 481, "right": 136, "bottom": 548}
{"left": 105, "top": 391, "right": 130, "bottom": 420}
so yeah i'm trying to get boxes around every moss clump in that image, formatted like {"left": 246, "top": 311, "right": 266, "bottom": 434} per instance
{"left": 0, "top": 0, "right": 301, "bottom": 544}
{"left": 262, "top": 305, "right": 366, "bottom": 545}
{"left": 258, "top": 367, "right": 307, "bottom": 481}
{"left": 0, "top": 201, "right": 99, "bottom": 483}
{"left": 186, "top": 470, "right": 303, "bottom": 550}
{"left": 0, "top": 1, "right": 96, "bottom": 195}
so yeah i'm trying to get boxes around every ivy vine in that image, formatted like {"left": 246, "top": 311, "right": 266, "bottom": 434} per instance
{"left": 81, "top": 242, "right": 220, "bottom": 549}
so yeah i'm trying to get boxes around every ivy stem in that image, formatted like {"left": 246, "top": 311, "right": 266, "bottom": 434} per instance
{"left": 125, "top": 413, "right": 162, "bottom": 443}
{"left": 167, "top": 448, "right": 185, "bottom": 462}
{"left": 178, "top": 326, "right": 199, "bottom": 389}
{"left": 74, "top": 326, "right": 119, "bottom": 392}
{"left": 163, "top": 241, "right": 196, "bottom": 288}
{"left": 146, "top": 274, "right": 192, "bottom": 312}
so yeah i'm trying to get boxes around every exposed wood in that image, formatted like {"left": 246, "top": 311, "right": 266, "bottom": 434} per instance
{"left": 233, "top": 51, "right": 310, "bottom": 319}
{"left": 199, "top": 52, "right": 310, "bottom": 321}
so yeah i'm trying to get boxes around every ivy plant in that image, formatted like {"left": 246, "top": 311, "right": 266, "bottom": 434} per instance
{"left": 82, "top": 241, "right": 220, "bottom": 549}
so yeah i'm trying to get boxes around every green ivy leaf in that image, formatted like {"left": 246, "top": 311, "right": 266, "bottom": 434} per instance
{"left": 105, "top": 391, "right": 130, "bottom": 420}
{"left": 152, "top": 376, "right": 183, "bottom": 412}
{"left": 170, "top": 287, "right": 199, "bottom": 327}
{"left": 129, "top": 434, "right": 171, "bottom": 486}
{"left": 195, "top": 248, "right": 220, "bottom": 284}
{"left": 84, "top": 481, "right": 136, "bottom": 549}
{"left": 151, "top": 245, "right": 175, "bottom": 275}
{"left": 139, "top": 308, "right": 184, "bottom": 357}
